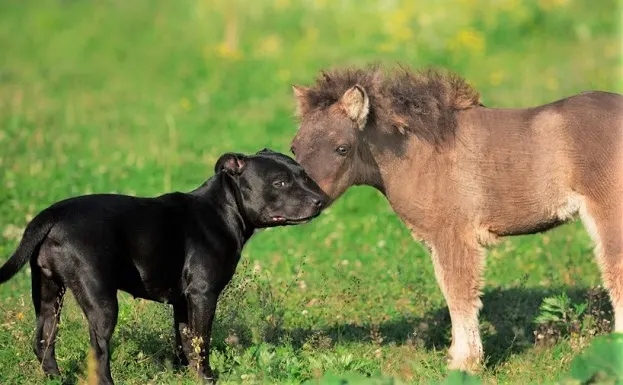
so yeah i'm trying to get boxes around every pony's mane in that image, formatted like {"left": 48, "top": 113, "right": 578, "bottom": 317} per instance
{"left": 297, "top": 65, "right": 483, "bottom": 145}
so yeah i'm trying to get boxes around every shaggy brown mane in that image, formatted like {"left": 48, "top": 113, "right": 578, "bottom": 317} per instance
{"left": 297, "top": 65, "right": 483, "bottom": 145}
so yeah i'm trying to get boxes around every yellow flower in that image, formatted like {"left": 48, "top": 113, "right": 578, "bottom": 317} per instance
{"left": 448, "top": 28, "right": 485, "bottom": 55}
{"left": 604, "top": 43, "right": 618, "bottom": 59}
{"left": 538, "top": 0, "right": 569, "bottom": 10}
{"left": 489, "top": 70, "right": 505, "bottom": 86}
{"left": 305, "top": 27, "right": 319, "bottom": 42}
{"left": 389, "top": 10, "right": 409, "bottom": 26}
{"left": 500, "top": 0, "right": 522, "bottom": 11}
{"left": 546, "top": 76, "right": 559, "bottom": 91}
{"left": 377, "top": 41, "right": 398, "bottom": 53}
{"left": 215, "top": 42, "right": 242, "bottom": 60}
{"left": 417, "top": 13, "right": 432, "bottom": 27}
{"left": 179, "top": 97, "right": 191, "bottom": 111}
{"left": 278, "top": 69, "right": 291, "bottom": 82}
{"left": 384, "top": 10, "right": 413, "bottom": 43}
{"left": 274, "top": 0, "right": 290, "bottom": 10}
{"left": 256, "top": 34, "right": 282, "bottom": 57}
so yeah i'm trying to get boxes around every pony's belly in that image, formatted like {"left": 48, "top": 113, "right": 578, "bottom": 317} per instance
{"left": 487, "top": 193, "right": 583, "bottom": 237}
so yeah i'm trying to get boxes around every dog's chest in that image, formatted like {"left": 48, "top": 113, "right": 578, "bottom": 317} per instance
{"left": 143, "top": 284, "right": 177, "bottom": 303}
{"left": 118, "top": 262, "right": 183, "bottom": 303}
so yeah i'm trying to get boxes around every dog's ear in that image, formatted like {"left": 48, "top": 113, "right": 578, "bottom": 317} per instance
{"left": 256, "top": 148, "right": 275, "bottom": 155}
{"left": 215, "top": 153, "right": 246, "bottom": 176}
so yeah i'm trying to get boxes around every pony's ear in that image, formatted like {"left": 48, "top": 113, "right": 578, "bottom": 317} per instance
{"left": 214, "top": 153, "right": 246, "bottom": 176}
{"left": 339, "top": 85, "right": 369, "bottom": 130}
{"left": 292, "top": 85, "right": 311, "bottom": 118}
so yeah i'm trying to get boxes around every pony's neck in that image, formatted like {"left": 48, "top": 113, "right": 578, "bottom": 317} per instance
{"left": 361, "top": 126, "right": 453, "bottom": 199}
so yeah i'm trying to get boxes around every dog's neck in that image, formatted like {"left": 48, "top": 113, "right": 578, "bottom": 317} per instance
{"left": 189, "top": 174, "right": 256, "bottom": 246}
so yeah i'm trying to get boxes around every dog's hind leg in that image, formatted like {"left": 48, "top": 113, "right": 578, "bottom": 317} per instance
{"left": 31, "top": 261, "right": 65, "bottom": 377}
{"left": 70, "top": 275, "right": 118, "bottom": 385}
{"left": 580, "top": 197, "right": 623, "bottom": 332}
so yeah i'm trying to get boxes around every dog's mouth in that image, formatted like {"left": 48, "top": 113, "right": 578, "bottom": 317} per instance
{"left": 270, "top": 212, "right": 319, "bottom": 225}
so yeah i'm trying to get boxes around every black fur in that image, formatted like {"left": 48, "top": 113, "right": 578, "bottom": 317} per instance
{"left": 0, "top": 149, "right": 326, "bottom": 384}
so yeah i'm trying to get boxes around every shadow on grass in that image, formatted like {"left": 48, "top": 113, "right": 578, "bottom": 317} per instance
{"left": 319, "top": 286, "right": 612, "bottom": 368}
{"left": 61, "top": 351, "right": 87, "bottom": 385}
{"left": 53, "top": 285, "right": 610, "bottom": 384}
{"left": 212, "top": 286, "right": 612, "bottom": 370}
{"left": 58, "top": 320, "right": 179, "bottom": 385}
{"left": 114, "top": 322, "right": 178, "bottom": 367}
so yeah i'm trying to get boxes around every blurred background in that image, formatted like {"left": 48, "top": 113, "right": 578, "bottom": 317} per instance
{"left": 0, "top": 0, "right": 621, "bottom": 383}
{"left": 1, "top": 0, "right": 620, "bottom": 198}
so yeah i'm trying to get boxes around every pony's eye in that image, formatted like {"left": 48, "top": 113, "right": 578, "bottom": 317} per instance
{"left": 273, "top": 181, "right": 286, "bottom": 188}
{"left": 336, "top": 145, "right": 349, "bottom": 156}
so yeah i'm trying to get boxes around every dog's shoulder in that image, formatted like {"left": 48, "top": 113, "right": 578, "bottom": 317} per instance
{"left": 152, "top": 191, "right": 217, "bottom": 219}
{"left": 153, "top": 191, "right": 194, "bottom": 207}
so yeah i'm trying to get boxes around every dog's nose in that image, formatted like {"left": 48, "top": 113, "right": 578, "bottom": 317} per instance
{"left": 312, "top": 197, "right": 325, "bottom": 208}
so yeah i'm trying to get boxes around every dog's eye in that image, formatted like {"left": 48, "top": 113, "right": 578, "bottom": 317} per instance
{"left": 273, "top": 180, "right": 286, "bottom": 188}
{"left": 336, "top": 145, "right": 349, "bottom": 156}
{"left": 290, "top": 146, "right": 296, "bottom": 156}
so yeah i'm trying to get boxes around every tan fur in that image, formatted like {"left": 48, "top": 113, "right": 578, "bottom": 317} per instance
{"left": 292, "top": 85, "right": 311, "bottom": 118}
{"left": 339, "top": 85, "right": 369, "bottom": 129}
{"left": 291, "top": 65, "right": 623, "bottom": 370}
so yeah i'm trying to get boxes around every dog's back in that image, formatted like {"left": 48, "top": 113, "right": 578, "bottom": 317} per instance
{"left": 0, "top": 192, "right": 198, "bottom": 299}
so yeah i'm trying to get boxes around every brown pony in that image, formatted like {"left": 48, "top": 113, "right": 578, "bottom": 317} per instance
{"left": 290, "top": 65, "right": 623, "bottom": 370}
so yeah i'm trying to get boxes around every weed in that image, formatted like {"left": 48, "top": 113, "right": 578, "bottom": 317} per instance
{"left": 534, "top": 288, "right": 612, "bottom": 350}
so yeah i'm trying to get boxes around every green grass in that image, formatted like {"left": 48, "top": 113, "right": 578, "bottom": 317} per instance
{"left": 0, "top": 0, "right": 622, "bottom": 383}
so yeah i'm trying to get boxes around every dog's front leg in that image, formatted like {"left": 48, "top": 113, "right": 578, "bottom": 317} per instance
{"left": 187, "top": 291, "right": 219, "bottom": 383}
{"left": 173, "top": 301, "right": 190, "bottom": 367}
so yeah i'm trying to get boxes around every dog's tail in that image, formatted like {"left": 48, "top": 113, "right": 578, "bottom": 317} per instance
{"left": 0, "top": 212, "right": 55, "bottom": 284}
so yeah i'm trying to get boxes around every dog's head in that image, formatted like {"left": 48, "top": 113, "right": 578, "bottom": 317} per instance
{"left": 214, "top": 148, "right": 328, "bottom": 228}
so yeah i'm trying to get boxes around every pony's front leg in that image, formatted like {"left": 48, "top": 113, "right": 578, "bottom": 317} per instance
{"left": 424, "top": 232, "right": 485, "bottom": 371}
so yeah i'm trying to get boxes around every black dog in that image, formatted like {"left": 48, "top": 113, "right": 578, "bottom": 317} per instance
{"left": 0, "top": 149, "right": 326, "bottom": 384}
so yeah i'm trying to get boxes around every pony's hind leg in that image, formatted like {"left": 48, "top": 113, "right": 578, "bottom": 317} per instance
{"left": 31, "top": 261, "right": 65, "bottom": 377}
{"left": 580, "top": 198, "right": 623, "bottom": 332}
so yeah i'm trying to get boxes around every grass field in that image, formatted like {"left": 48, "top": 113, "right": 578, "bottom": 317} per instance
{"left": 0, "top": 0, "right": 622, "bottom": 384}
